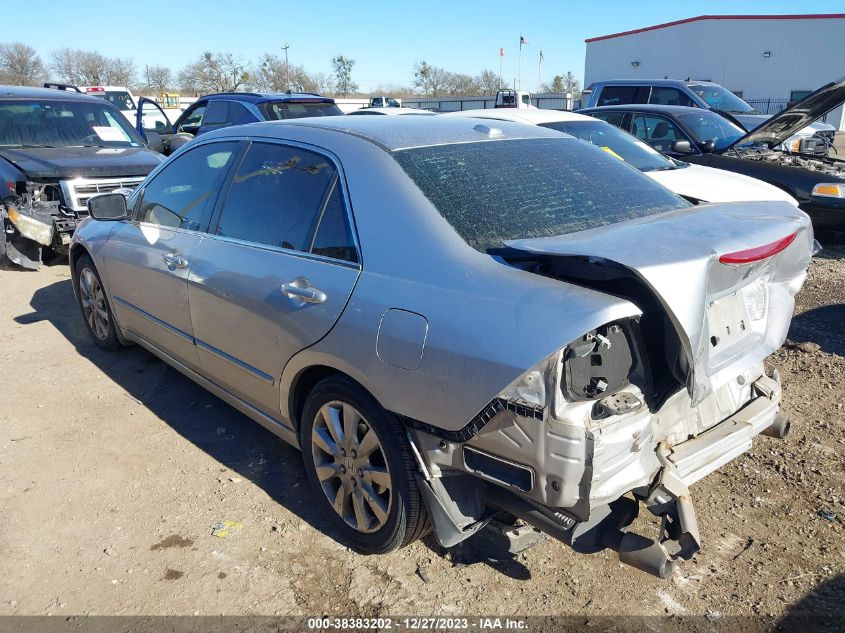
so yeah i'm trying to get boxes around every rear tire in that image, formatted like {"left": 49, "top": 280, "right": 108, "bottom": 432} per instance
{"left": 299, "top": 375, "right": 429, "bottom": 553}
{"left": 74, "top": 254, "right": 122, "bottom": 351}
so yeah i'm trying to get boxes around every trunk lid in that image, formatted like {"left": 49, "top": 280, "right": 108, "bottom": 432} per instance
{"left": 505, "top": 201, "right": 814, "bottom": 404}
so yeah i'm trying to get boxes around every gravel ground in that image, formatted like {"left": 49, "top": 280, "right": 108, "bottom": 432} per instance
{"left": 0, "top": 242, "right": 843, "bottom": 624}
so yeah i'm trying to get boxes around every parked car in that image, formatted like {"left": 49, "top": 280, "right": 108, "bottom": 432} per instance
{"left": 349, "top": 107, "right": 435, "bottom": 116}
{"left": 135, "top": 91, "right": 343, "bottom": 155}
{"left": 581, "top": 79, "right": 836, "bottom": 156}
{"left": 71, "top": 116, "right": 812, "bottom": 578}
{"left": 581, "top": 78, "right": 845, "bottom": 229}
{"left": 0, "top": 85, "right": 162, "bottom": 269}
{"left": 443, "top": 108, "right": 797, "bottom": 205}
{"left": 369, "top": 96, "right": 402, "bottom": 107}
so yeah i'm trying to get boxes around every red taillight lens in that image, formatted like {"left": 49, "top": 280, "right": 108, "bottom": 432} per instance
{"left": 719, "top": 232, "right": 797, "bottom": 264}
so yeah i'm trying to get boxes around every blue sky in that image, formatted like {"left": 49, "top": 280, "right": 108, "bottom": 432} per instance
{"left": 13, "top": 0, "right": 845, "bottom": 91}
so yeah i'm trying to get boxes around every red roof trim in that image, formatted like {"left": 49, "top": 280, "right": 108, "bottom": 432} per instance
{"left": 585, "top": 14, "right": 845, "bottom": 43}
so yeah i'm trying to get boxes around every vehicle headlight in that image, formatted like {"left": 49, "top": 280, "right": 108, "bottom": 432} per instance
{"left": 811, "top": 183, "right": 845, "bottom": 199}
{"left": 6, "top": 204, "right": 54, "bottom": 246}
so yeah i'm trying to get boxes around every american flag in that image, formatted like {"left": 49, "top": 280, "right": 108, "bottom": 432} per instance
{"left": 520, "top": 35, "right": 527, "bottom": 49}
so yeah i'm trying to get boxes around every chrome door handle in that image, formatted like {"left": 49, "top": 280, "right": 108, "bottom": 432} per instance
{"left": 163, "top": 252, "right": 188, "bottom": 269}
{"left": 281, "top": 278, "right": 327, "bottom": 304}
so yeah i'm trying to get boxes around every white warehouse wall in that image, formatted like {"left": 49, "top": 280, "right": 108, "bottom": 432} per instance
{"left": 584, "top": 15, "right": 845, "bottom": 130}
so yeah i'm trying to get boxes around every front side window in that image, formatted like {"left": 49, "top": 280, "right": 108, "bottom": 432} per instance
{"left": 257, "top": 101, "right": 342, "bottom": 120}
{"left": 540, "top": 120, "right": 676, "bottom": 172}
{"left": 588, "top": 110, "right": 627, "bottom": 128}
{"left": 178, "top": 104, "right": 206, "bottom": 133}
{"left": 393, "top": 137, "right": 689, "bottom": 252}
{"left": 675, "top": 111, "right": 745, "bottom": 150}
{"left": 0, "top": 99, "right": 145, "bottom": 148}
{"left": 648, "top": 87, "right": 695, "bottom": 107}
{"left": 136, "top": 141, "right": 239, "bottom": 231}
{"left": 630, "top": 114, "right": 687, "bottom": 153}
{"left": 216, "top": 142, "right": 340, "bottom": 254}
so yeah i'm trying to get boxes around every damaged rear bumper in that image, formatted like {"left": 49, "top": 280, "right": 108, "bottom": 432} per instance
{"left": 413, "top": 370, "right": 787, "bottom": 578}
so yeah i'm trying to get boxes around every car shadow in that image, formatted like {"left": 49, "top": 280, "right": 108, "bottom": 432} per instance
{"left": 15, "top": 277, "right": 531, "bottom": 580}
{"left": 788, "top": 304, "right": 845, "bottom": 357}
{"left": 777, "top": 573, "right": 845, "bottom": 632}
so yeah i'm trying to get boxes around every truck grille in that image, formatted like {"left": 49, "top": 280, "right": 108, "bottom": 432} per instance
{"left": 60, "top": 177, "right": 145, "bottom": 214}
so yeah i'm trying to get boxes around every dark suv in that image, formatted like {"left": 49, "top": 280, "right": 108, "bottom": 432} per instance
{"left": 136, "top": 92, "right": 343, "bottom": 154}
{"left": 0, "top": 85, "right": 162, "bottom": 268}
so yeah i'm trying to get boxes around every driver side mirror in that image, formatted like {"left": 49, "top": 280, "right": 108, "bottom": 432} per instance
{"left": 701, "top": 140, "right": 716, "bottom": 153}
{"left": 670, "top": 140, "right": 694, "bottom": 154}
{"left": 88, "top": 193, "right": 128, "bottom": 221}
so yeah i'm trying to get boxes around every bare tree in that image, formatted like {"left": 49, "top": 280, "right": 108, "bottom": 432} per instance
{"left": 0, "top": 43, "right": 46, "bottom": 85}
{"left": 412, "top": 61, "right": 450, "bottom": 97}
{"left": 560, "top": 71, "right": 580, "bottom": 94}
{"left": 251, "top": 54, "right": 329, "bottom": 94}
{"left": 49, "top": 48, "right": 137, "bottom": 87}
{"left": 475, "top": 69, "right": 505, "bottom": 95}
{"left": 178, "top": 52, "right": 248, "bottom": 95}
{"left": 50, "top": 48, "right": 79, "bottom": 84}
{"left": 144, "top": 65, "right": 172, "bottom": 92}
{"left": 369, "top": 83, "right": 415, "bottom": 99}
{"left": 106, "top": 57, "right": 136, "bottom": 87}
{"left": 331, "top": 55, "right": 357, "bottom": 97}
{"left": 444, "top": 72, "right": 480, "bottom": 96}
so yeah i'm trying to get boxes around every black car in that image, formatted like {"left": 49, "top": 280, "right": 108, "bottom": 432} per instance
{"left": 0, "top": 85, "right": 162, "bottom": 268}
{"left": 581, "top": 78, "right": 845, "bottom": 230}
{"left": 135, "top": 91, "right": 343, "bottom": 155}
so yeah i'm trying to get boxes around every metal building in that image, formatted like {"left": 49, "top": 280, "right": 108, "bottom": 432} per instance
{"left": 584, "top": 14, "right": 845, "bottom": 130}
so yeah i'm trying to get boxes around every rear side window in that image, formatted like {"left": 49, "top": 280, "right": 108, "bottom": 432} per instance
{"left": 588, "top": 110, "right": 627, "bottom": 128}
{"left": 393, "top": 138, "right": 689, "bottom": 251}
{"left": 136, "top": 142, "right": 239, "bottom": 231}
{"left": 216, "top": 142, "right": 337, "bottom": 253}
{"left": 596, "top": 86, "right": 649, "bottom": 106}
{"left": 310, "top": 182, "right": 358, "bottom": 263}
{"left": 649, "top": 87, "right": 695, "bottom": 107}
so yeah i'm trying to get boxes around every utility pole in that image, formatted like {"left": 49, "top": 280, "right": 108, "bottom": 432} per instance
{"left": 282, "top": 43, "right": 290, "bottom": 92}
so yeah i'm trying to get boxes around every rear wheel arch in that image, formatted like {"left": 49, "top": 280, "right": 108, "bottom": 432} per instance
{"left": 289, "top": 365, "right": 379, "bottom": 433}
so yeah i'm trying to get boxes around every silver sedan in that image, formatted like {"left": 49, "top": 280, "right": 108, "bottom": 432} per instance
{"left": 71, "top": 116, "right": 813, "bottom": 578}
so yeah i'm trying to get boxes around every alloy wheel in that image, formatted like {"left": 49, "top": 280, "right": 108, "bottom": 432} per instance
{"left": 79, "top": 268, "right": 109, "bottom": 341}
{"left": 310, "top": 401, "right": 392, "bottom": 534}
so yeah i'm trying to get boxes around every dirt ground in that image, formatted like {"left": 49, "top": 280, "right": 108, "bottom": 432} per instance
{"left": 0, "top": 242, "right": 843, "bottom": 622}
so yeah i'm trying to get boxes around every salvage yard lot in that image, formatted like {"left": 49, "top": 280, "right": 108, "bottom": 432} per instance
{"left": 1, "top": 245, "right": 843, "bottom": 619}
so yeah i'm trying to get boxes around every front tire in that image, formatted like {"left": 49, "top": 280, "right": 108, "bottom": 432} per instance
{"left": 74, "top": 254, "right": 122, "bottom": 351}
{"left": 299, "top": 375, "right": 428, "bottom": 553}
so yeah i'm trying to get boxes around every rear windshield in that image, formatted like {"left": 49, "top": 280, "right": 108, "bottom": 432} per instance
{"left": 539, "top": 120, "right": 676, "bottom": 172}
{"left": 393, "top": 137, "right": 689, "bottom": 251}
{"left": 104, "top": 91, "right": 134, "bottom": 111}
{"left": 258, "top": 101, "right": 342, "bottom": 120}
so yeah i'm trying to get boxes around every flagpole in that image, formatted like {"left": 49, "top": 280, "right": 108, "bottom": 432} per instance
{"left": 499, "top": 49, "right": 503, "bottom": 90}
{"left": 518, "top": 45, "right": 522, "bottom": 91}
{"left": 538, "top": 51, "right": 542, "bottom": 92}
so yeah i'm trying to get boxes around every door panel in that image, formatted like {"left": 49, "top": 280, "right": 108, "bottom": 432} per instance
{"left": 187, "top": 140, "right": 360, "bottom": 417}
{"left": 188, "top": 241, "right": 359, "bottom": 415}
{"left": 100, "top": 140, "right": 242, "bottom": 367}
{"left": 104, "top": 224, "right": 202, "bottom": 367}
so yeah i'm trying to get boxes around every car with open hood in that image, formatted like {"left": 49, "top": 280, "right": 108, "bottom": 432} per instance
{"left": 442, "top": 108, "right": 797, "bottom": 206}
{"left": 70, "top": 115, "right": 813, "bottom": 579}
{"left": 581, "top": 78, "right": 845, "bottom": 230}
{"left": 0, "top": 85, "right": 162, "bottom": 269}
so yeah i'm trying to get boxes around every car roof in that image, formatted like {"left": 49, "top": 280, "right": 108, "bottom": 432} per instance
{"left": 593, "top": 79, "right": 708, "bottom": 87}
{"left": 200, "top": 92, "right": 335, "bottom": 104}
{"left": 0, "top": 85, "right": 107, "bottom": 102}
{"left": 442, "top": 108, "right": 594, "bottom": 124}
{"left": 205, "top": 115, "right": 567, "bottom": 151}
{"left": 581, "top": 104, "right": 705, "bottom": 116}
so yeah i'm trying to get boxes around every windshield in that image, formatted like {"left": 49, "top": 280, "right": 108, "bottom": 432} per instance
{"left": 0, "top": 99, "right": 145, "bottom": 148}
{"left": 258, "top": 101, "right": 342, "bottom": 120}
{"left": 539, "top": 120, "right": 677, "bottom": 172}
{"left": 675, "top": 111, "right": 745, "bottom": 151}
{"left": 393, "top": 137, "right": 690, "bottom": 252}
{"left": 688, "top": 84, "right": 758, "bottom": 114}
